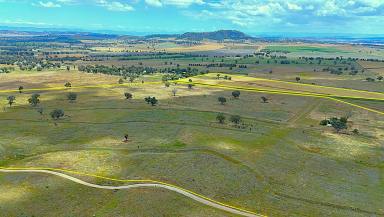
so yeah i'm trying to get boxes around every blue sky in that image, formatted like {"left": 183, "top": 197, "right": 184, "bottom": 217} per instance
{"left": 0, "top": 0, "right": 383, "bottom": 35}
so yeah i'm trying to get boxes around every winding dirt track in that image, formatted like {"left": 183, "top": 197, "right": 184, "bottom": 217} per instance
{"left": 0, "top": 169, "right": 262, "bottom": 217}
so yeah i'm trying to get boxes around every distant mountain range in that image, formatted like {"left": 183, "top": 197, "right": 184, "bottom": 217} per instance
{"left": 0, "top": 28, "right": 252, "bottom": 41}
{"left": 0, "top": 27, "right": 383, "bottom": 45}
{"left": 145, "top": 30, "right": 252, "bottom": 40}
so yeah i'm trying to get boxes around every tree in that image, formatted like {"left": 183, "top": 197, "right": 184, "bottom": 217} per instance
{"left": 172, "top": 88, "right": 177, "bottom": 96}
{"left": 217, "top": 73, "right": 221, "bottom": 79}
{"left": 124, "top": 92, "right": 133, "bottom": 100}
{"left": 7, "top": 95, "right": 15, "bottom": 107}
{"left": 66, "top": 66, "right": 70, "bottom": 71}
{"left": 18, "top": 86, "right": 24, "bottom": 93}
{"left": 295, "top": 77, "right": 301, "bottom": 82}
{"left": 67, "top": 92, "right": 77, "bottom": 102}
{"left": 319, "top": 119, "right": 329, "bottom": 126}
{"left": 366, "top": 77, "right": 375, "bottom": 82}
{"left": 28, "top": 93, "right": 40, "bottom": 106}
{"left": 329, "top": 117, "right": 347, "bottom": 133}
{"left": 144, "top": 96, "right": 151, "bottom": 104}
{"left": 144, "top": 96, "right": 158, "bottom": 106}
{"left": 230, "top": 115, "right": 241, "bottom": 124}
{"left": 50, "top": 109, "right": 64, "bottom": 120}
{"left": 188, "top": 84, "right": 194, "bottom": 89}
{"left": 218, "top": 96, "right": 227, "bottom": 105}
{"left": 232, "top": 90, "right": 240, "bottom": 99}
{"left": 64, "top": 82, "right": 72, "bottom": 87}
{"left": 149, "top": 97, "right": 158, "bottom": 106}
{"left": 261, "top": 96, "right": 268, "bottom": 103}
{"left": 118, "top": 78, "right": 124, "bottom": 84}
{"left": 216, "top": 113, "right": 226, "bottom": 124}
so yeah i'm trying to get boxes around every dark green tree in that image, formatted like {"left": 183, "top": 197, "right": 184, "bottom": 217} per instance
{"left": 7, "top": 95, "right": 15, "bottom": 107}
{"left": 230, "top": 115, "right": 241, "bottom": 124}
{"left": 124, "top": 92, "right": 133, "bottom": 100}
{"left": 149, "top": 97, "right": 158, "bottom": 106}
{"left": 67, "top": 92, "right": 77, "bottom": 102}
{"left": 216, "top": 113, "right": 226, "bottom": 124}
{"left": 218, "top": 96, "right": 227, "bottom": 105}
{"left": 261, "top": 96, "right": 268, "bottom": 103}
{"left": 50, "top": 109, "right": 64, "bottom": 120}
{"left": 232, "top": 90, "right": 240, "bottom": 99}
{"left": 28, "top": 93, "right": 41, "bottom": 106}
{"left": 329, "top": 117, "right": 347, "bottom": 133}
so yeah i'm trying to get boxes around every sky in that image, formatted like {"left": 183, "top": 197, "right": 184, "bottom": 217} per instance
{"left": 0, "top": 0, "right": 384, "bottom": 36}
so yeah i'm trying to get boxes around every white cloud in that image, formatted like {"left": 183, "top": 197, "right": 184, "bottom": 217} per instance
{"left": 145, "top": 0, "right": 162, "bottom": 7}
{"left": 97, "top": 0, "right": 134, "bottom": 11}
{"left": 145, "top": 0, "right": 204, "bottom": 7}
{"left": 38, "top": 1, "right": 61, "bottom": 8}
{"left": 287, "top": 2, "right": 302, "bottom": 11}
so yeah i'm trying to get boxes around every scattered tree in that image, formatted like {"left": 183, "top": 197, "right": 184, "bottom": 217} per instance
{"left": 295, "top": 77, "right": 301, "bottom": 82}
{"left": 217, "top": 73, "right": 221, "bottom": 79}
{"left": 7, "top": 95, "right": 15, "bottom": 107}
{"left": 124, "top": 92, "right": 133, "bottom": 100}
{"left": 118, "top": 78, "right": 124, "bottom": 84}
{"left": 377, "top": 76, "right": 383, "bottom": 81}
{"left": 172, "top": 88, "right": 177, "bottom": 96}
{"left": 319, "top": 119, "right": 329, "bottom": 126}
{"left": 164, "top": 81, "right": 170, "bottom": 87}
{"left": 329, "top": 117, "right": 348, "bottom": 133}
{"left": 261, "top": 96, "right": 268, "bottom": 103}
{"left": 64, "top": 82, "right": 72, "bottom": 87}
{"left": 144, "top": 96, "right": 151, "bottom": 104}
{"left": 188, "top": 83, "right": 194, "bottom": 89}
{"left": 218, "top": 96, "right": 227, "bottom": 105}
{"left": 149, "top": 97, "right": 158, "bottom": 106}
{"left": 18, "top": 86, "right": 24, "bottom": 93}
{"left": 352, "top": 129, "right": 359, "bottom": 134}
{"left": 145, "top": 96, "right": 158, "bottom": 106}
{"left": 67, "top": 92, "right": 77, "bottom": 102}
{"left": 28, "top": 93, "right": 40, "bottom": 106}
{"left": 50, "top": 109, "right": 64, "bottom": 120}
{"left": 230, "top": 115, "right": 241, "bottom": 124}
{"left": 232, "top": 90, "right": 240, "bottom": 99}
{"left": 216, "top": 113, "right": 226, "bottom": 124}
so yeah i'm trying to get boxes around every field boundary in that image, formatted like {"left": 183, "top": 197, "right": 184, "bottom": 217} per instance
{"left": 176, "top": 81, "right": 384, "bottom": 116}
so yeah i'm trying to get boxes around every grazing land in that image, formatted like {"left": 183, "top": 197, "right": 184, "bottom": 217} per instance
{"left": 0, "top": 31, "right": 383, "bottom": 217}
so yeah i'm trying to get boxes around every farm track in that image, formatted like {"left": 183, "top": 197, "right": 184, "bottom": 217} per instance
{"left": 287, "top": 98, "right": 322, "bottom": 125}
{"left": 0, "top": 168, "right": 263, "bottom": 217}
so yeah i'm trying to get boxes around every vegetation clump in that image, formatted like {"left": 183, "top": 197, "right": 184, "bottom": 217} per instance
{"left": 50, "top": 109, "right": 64, "bottom": 120}
{"left": 28, "top": 93, "right": 41, "bottom": 106}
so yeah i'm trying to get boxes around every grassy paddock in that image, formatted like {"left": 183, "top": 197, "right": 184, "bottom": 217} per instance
{"left": 0, "top": 70, "right": 383, "bottom": 216}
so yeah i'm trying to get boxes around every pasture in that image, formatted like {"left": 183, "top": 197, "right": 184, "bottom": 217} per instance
{"left": 0, "top": 69, "right": 383, "bottom": 216}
